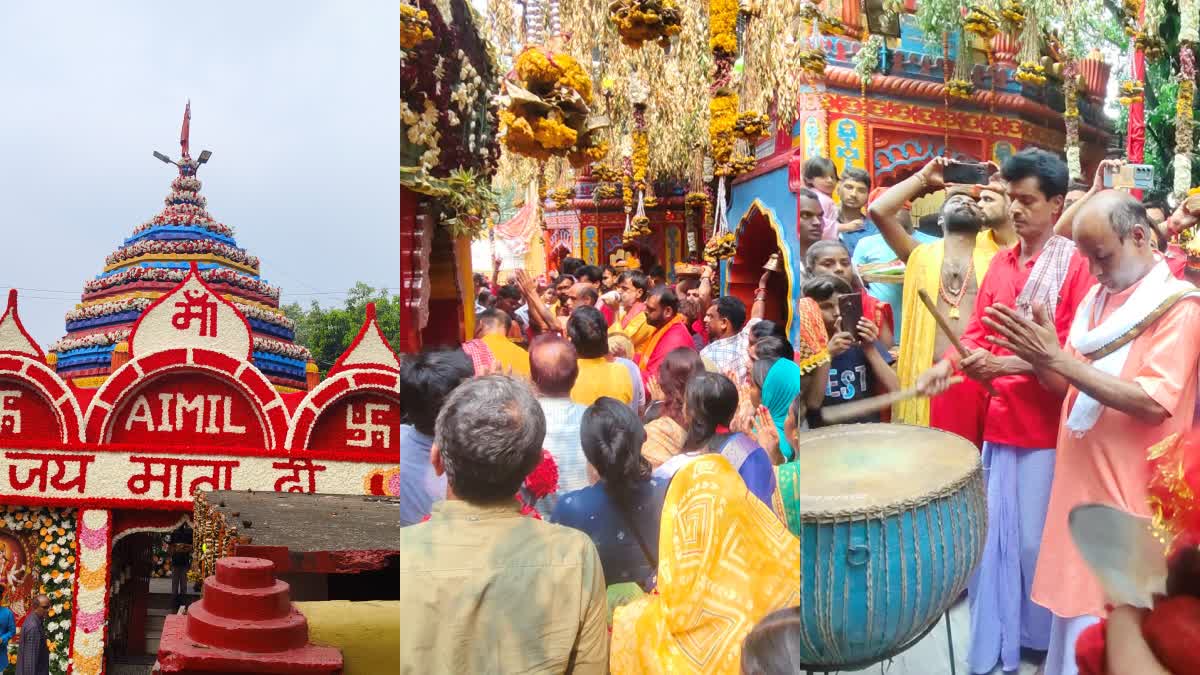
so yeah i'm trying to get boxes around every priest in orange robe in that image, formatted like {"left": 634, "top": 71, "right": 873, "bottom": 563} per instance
{"left": 637, "top": 285, "right": 697, "bottom": 388}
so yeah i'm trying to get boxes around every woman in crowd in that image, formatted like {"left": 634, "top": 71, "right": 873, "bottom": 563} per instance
{"left": 610, "top": 454, "right": 800, "bottom": 673}
{"left": 770, "top": 396, "right": 807, "bottom": 537}
{"left": 750, "top": 357, "right": 803, "bottom": 462}
{"left": 741, "top": 607, "right": 803, "bottom": 675}
{"left": 806, "top": 239, "right": 894, "bottom": 346}
{"left": 551, "top": 398, "right": 668, "bottom": 595}
{"left": 654, "top": 372, "right": 776, "bottom": 506}
{"left": 748, "top": 320, "right": 789, "bottom": 363}
{"left": 640, "top": 348, "right": 705, "bottom": 468}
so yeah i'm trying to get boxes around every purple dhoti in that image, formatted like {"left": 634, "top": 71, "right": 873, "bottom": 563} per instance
{"left": 967, "top": 443, "right": 1056, "bottom": 674}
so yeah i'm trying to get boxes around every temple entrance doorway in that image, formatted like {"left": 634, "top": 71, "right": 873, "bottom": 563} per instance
{"left": 728, "top": 206, "right": 790, "bottom": 327}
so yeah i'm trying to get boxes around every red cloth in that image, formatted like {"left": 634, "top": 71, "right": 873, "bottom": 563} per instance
{"left": 1167, "top": 245, "right": 1188, "bottom": 280}
{"left": 930, "top": 376, "right": 989, "bottom": 450}
{"left": 860, "top": 290, "right": 893, "bottom": 338}
{"left": 952, "top": 245, "right": 1095, "bottom": 449}
{"left": 640, "top": 321, "right": 697, "bottom": 389}
{"left": 691, "top": 318, "right": 708, "bottom": 347}
{"left": 1075, "top": 620, "right": 1107, "bottom": 675}
{"left": 601, "top": 303, "right": 615, "bottom": 326}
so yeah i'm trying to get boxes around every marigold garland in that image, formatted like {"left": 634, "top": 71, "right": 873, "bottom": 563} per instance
{"left": 400, "top": 4, "right": 435, "bottom": 50}
{"left": 709, "top": 0, "right": 739, "bottom": 56}
{"left": 1015, "top": 61, "right": 1047, "bottom": 86}
{"left": 964, "top": 6, "right": 1000, "bottom": 39}
{"left": 708, "top": 91, "right": 739, "bottom": 168}
{"left": 999, "top": 0, "right": 1026, "bottom": 28}
{"left": 733, "top": 111, "right": 770, "bottom": 140}
{"left": 947, "top": 78, "right": 975, "bottom": 100}
{"left": 609, "top": 0, "right": 684, "bottom": 49}
{"left": 501, "top": 47, "right": 601, "bottom": 163}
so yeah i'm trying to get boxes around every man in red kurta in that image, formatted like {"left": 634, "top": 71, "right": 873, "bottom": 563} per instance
{"left": 638, "top": 285, "right": 697, "bottom": 388}
{"left": 918, "top": 149, "right": 1095, "bottom": 675}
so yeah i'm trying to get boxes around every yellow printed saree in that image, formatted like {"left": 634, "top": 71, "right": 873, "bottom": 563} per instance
{"left": 610, "top": 455, "right": 800, "bottom": 674}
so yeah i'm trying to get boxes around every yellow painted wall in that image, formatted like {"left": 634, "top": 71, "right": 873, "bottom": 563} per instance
{"left": 295, "top": 600, "right": 400, "bottom": 674}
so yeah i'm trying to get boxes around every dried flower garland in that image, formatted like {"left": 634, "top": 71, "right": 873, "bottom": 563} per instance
{"left": 0, "top": 507, "right": 76, "bottom": 674}
{"left": 999, "top": 0, "right": 1025, "bottom": 29}
{"left": 733, "top": 111, "right": 770, "bottom": 139}
{"left": 499, "top": 47, "right": 605, "bottom": 165}
{"left": 964, "top": 6, "right": 1000, "bottom": 39}
{"left": 1063, "top": 60, "right": 1083, "bottom": 179}
{"left": 1119, "top": 79, "right": 1145, "bottom": 106}
{"left": 400, "top": 3, "right": 435, "bottom": 50}
{"left": 551, "top": 186, "right": 574, "bottom": 209}
{"left": 609, "top": 0, "right": 684, "bottom": 49}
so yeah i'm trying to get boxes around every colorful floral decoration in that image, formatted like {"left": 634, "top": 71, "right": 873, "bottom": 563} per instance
{"left": 1175, "top": 32, "right": 1197, "bottom": 198}
{"left": 0, "top": 506, "right": 77, "bottom": 675}
{"left": 190, "top": 493, "right": 237, "bottom": 585}
{"left": 551, "top": 186, "right": 574, "bottom": 209}
{"left": 708, "top": 91, "right": 739, "bottom": 174}
{"left": 69, "top": 510, "right": 109, "bottom": 675}
{"left": 999, "top": 0, "right": 1026, "bottom": 29}
{"left": 82, "top": 267, "right": 280, "bottom": 301}
{"left": 1119, "top": 79, "right": 1146, "bottom": 106}
{"left": 733, "top": 111, "right": 770, "bottom": 140}
{"left": 1063, "top": 60, "right": 1083, "bottom": 179}
{"left": 1012, "top": 7, "right": 1047, "bottom": 87}
{"left": 106, "top": 239, "right": 260, "bottom": 271}
{"left": 401, "top": 0, "right": 501, "bottom": 236}
{"left": 498, "top": 47, "right": 607, "bottom": 167}
{"left": 609, "top": 0, "right": 684, "bottom": 49}
{"left": 709, "top": 0, "right": 739, "bottom": 57}
{"left": 400, "top": 2, "right": 434, "bottom": 50}
{"left": 797, "top": 47, "right": 828, "bottom": 78}
{"left": 963, "top": 5, "right": 1000, "bottom": 39}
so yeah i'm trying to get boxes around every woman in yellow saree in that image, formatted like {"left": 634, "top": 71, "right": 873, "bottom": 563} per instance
{"left": 610, "top": 454, "right": 800, "bottom": 674}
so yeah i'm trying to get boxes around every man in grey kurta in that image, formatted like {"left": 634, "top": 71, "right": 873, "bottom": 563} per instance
{"left": 16, "top": 595, "right": 49, "bottom": 675}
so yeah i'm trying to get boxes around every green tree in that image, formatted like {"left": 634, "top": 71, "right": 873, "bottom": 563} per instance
{"left": 283, "top": 283, "right": 400, "bottom": 376}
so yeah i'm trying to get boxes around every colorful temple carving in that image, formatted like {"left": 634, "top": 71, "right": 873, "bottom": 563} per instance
{"left": 52, "top": 104, "right": 311, "bottom": 393}
{"left": 0, "top": 113, "right": 399, "bottom": 673}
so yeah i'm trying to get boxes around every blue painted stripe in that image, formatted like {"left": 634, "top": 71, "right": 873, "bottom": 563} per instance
{"left": 248, "top": 319, "right": 295, "bottom": 341}
{"left": 252, "top": 351, "right": 306, "bottom": 370}
{"left": 64, "top": 311, "right": 142, "bottom": 332}
{"left": 125, "top": 226, "right": 238, "bottom": 247}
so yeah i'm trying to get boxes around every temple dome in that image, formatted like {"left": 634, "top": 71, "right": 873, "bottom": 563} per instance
{"left": 51, "top": 105, "right": 311, "bottom": 392}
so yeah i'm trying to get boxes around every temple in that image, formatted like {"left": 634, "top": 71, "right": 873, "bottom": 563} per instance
{"left": 0, "top": 109, "right": 399, "bottom": 673}
{"left": 52, "top": 103, "right": 312, "bottom": 392}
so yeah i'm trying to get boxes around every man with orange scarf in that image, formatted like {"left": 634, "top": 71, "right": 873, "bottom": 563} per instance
{"left": 637, "top": 285, "right": 697, "bottom": 389}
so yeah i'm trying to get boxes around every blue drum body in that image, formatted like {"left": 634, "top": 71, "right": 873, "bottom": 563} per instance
{"left": 789, "top": 424, "right": 986, "bottom": 669}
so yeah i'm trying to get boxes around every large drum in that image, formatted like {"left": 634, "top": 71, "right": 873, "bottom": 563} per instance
{"left": 790, "top": 424, "right": 986, "bottom": 669}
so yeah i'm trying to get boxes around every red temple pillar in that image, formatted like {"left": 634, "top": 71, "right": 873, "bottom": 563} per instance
{"left": 154, "top": 557, "right": 342, "bottom": 673}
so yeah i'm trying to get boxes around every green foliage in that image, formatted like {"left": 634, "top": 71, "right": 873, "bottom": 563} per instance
{"left": 399, "top": 167, "right": 499, "bottom": 240}
{"left": 282, "top": 283, "right": 400, "bottom": 376}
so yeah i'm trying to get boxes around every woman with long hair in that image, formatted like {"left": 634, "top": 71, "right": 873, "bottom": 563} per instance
{"left": 610, "top": 454, "right": 800, "bottom": 673}
{"left": 740, "top": 607, "right": 803, "bottom": 675}
{"left": 551, "top": 397, "right": 668, "bottom": 594}
{"left": 652, "top": 372, "right": 776, "bottom": 506}
{"left": 640, "top": 347, "right": 705, "bottom": 468}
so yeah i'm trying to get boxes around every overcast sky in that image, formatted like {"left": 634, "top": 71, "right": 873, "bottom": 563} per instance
{"left": 0, "top": 2, "right": 399, "bottom": 348}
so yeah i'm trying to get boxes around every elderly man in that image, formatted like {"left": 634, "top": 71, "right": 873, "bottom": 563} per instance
{"left": 916, "top": 149, "right": 1095, "bottom": 675}
{"left": 15, "top": 595, "right": 50, "bottom": 675}
{"left": 400, "top": 375, "right": 608, "bottom": 673}
{"left": 529, "top": 335, "right": 590, "bottom": 512}
{"left": 977, "top": 191, "right": 1200, "bottom": 675}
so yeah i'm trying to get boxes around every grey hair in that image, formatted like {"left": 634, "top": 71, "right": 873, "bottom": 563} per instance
{"left": 1108, "top": 195, "right": 1151, "bottom": 241}
{"left": 434, "top": 375, "right": 546, "bottom": 503}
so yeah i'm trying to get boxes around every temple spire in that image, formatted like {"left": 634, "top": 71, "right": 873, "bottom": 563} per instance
{"left": 181, "top": 100, "right": 191, "bottom": 159}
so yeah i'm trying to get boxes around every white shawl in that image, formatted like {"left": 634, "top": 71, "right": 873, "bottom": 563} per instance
{"left": 1066, "top": 260, "right": 1196, "bottom": 434}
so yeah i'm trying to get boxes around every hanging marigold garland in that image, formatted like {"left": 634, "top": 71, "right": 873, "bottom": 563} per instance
{"left": 1014, "top": 13, "right": 1047, "bottom": 86}
{"left": 947, "top": 31, "right": 976, "bottom": 100}
{"left": 400, "top": 2, "right": 435, "bottom": 50}
{"left": 609, "top": 0, "right": 684, "bottom": 49}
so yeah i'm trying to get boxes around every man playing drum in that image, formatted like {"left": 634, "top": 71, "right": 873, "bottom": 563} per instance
{"left": 918, "top": 149, "right": 1095, "bottom": 675}
{"left": 977, "top": 191, "right": 1200, "bottom": 675}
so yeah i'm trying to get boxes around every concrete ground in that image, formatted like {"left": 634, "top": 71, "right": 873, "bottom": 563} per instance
{"left": 830, "top": 599, "right": 1042, "bottom": 675}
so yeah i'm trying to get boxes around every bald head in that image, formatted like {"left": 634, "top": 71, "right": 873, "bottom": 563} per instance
{"left": 1073, "top": 190, "right": 1156, "bottom": 291}
{"left": 570, "top": 283, "right": 598, "bottom": 310}
{"left": 529, "top": 334, "right": 579, "bottom": 397}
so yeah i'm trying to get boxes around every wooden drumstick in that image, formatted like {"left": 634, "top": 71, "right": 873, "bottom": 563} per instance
{"left": 821, "top": 377, "right": 965, "bottom": 424}
{"left": 917, "top": 289, "right": 999, "bottom": 396}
